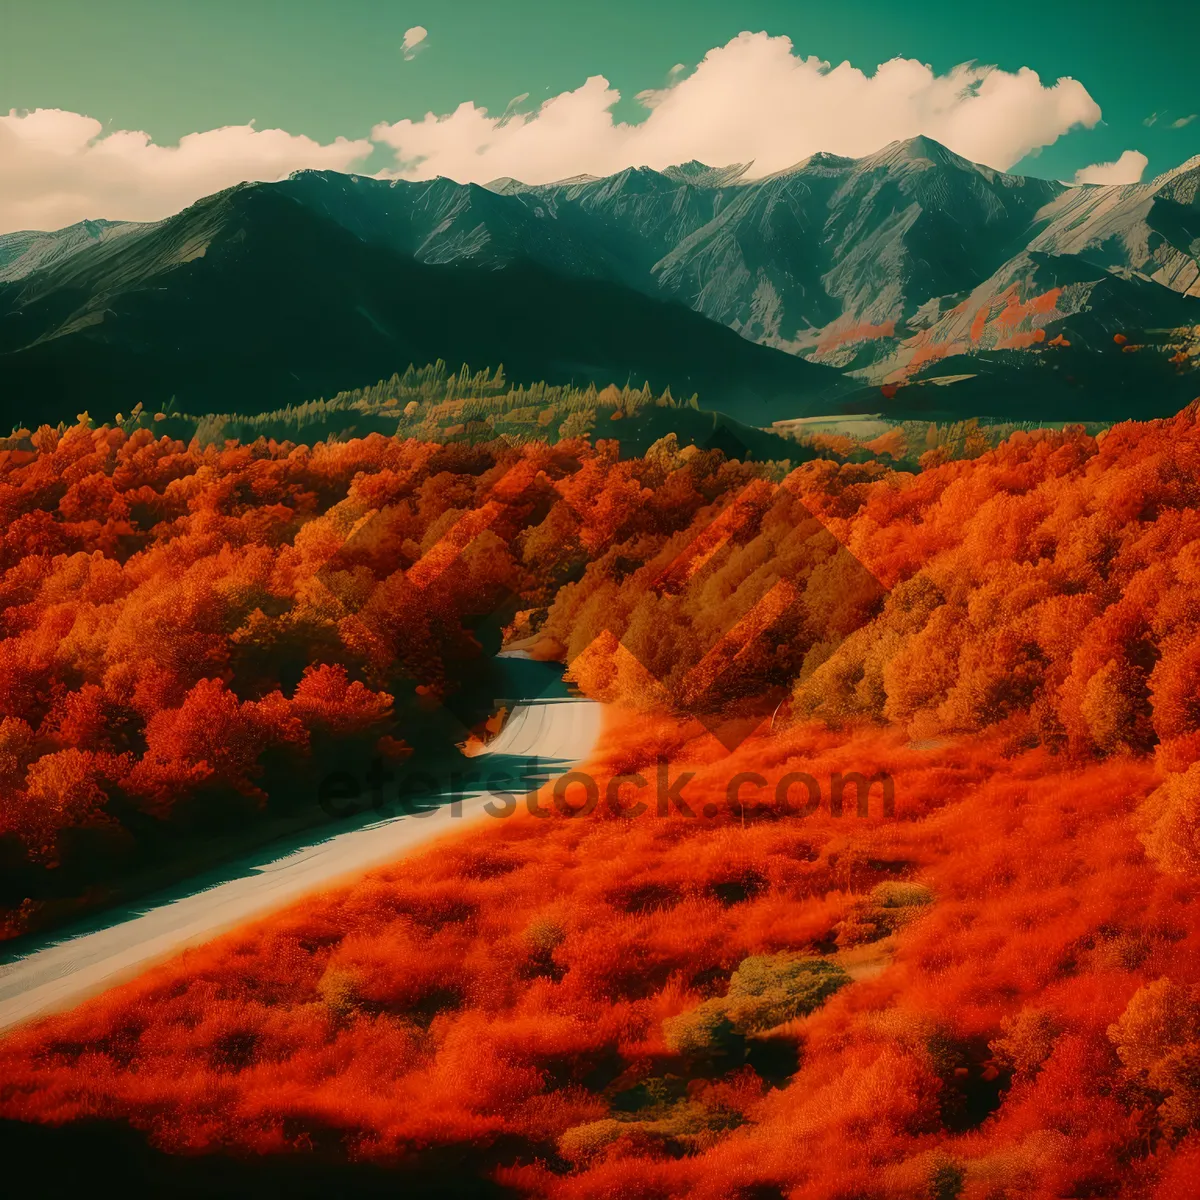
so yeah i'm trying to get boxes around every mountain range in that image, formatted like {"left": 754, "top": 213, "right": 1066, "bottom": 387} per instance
{"left": 1, "top": 135, "right": 1198, "bottom": 431}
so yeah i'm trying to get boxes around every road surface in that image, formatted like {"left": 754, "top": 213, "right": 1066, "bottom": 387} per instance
{"left": 0, "top": 695, "right": 601, "bottom": 1034}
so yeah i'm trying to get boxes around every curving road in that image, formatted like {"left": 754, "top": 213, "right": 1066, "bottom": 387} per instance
{"left": 0, "top": 696, "right": 601, "bottom": 1035}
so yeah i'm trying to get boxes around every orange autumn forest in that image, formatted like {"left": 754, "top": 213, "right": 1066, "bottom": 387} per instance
{"left": 4, "top": 6, "right": 1200, "bottom": 1198}
{"left": 2, "top": 397, "right": 1200, "bottom": 1196}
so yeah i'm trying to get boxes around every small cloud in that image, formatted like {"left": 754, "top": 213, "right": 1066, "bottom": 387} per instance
{"left": 669, "top": 63, "right": 686, "bottom": 76}
{"left": 1143, "top": 112, "right": 1159, "bottom": 127}
{"left": 1171, "top": 113, "right": 1197, "bottom": 129}
{"left": 401, "top": 26, "right": 428, "bottom": 61}
{"left": 1073, "top": 148, "right": 1148, "bottom": 185}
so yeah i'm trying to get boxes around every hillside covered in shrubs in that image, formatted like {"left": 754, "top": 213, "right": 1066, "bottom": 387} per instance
{"left": 2, "top": 393, "right": 1200, "bottom": 1195}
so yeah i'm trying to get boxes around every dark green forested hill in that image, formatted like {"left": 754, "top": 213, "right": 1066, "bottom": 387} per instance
{"left": 0, "top": 184, "right": 847, "bottom": 431}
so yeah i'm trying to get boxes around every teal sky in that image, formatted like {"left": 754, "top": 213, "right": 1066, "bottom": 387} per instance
{"left": 1, "top": 0, "right": 1198, "bottom": 181}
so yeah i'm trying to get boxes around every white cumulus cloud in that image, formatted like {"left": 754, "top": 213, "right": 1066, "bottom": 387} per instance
{"left": 372, "top": 31, "right": 1101, "bottom": 183}
{"left": 401, "top": 26, "right": 428, "bottom": 60}
{"left": 0, "top": 32, "right": 1110, "bottom": 235}
{"left": 1073, "top": 149, "right": 1149, "bottom": 185}
{"left": 0, "top": 108, "right": 372, "bottom": 233}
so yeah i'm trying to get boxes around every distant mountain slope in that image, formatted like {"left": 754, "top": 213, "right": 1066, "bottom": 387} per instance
{"left": 2, "top": 137, "right": 1197, "bottom": 427}
{"left": 504, "top": 141, "right": 1200, "bottom": 382}
{"left": 276, "top": 138, "right": 1067, "bottom": 358}
{"left": 1027, "top": 155, "right": 1200, "bottom": 296}
{"left": 852, "top": 249, "right": 1200, "bottom": 386}
{"left": 646, "top": 138, "right": 1064, "bottom": 352}
{"left": 0, "top": 219, "right": 143, "bottom": 283}
{"left": 0, "top": 184, "right": 846, "bottom": 429}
